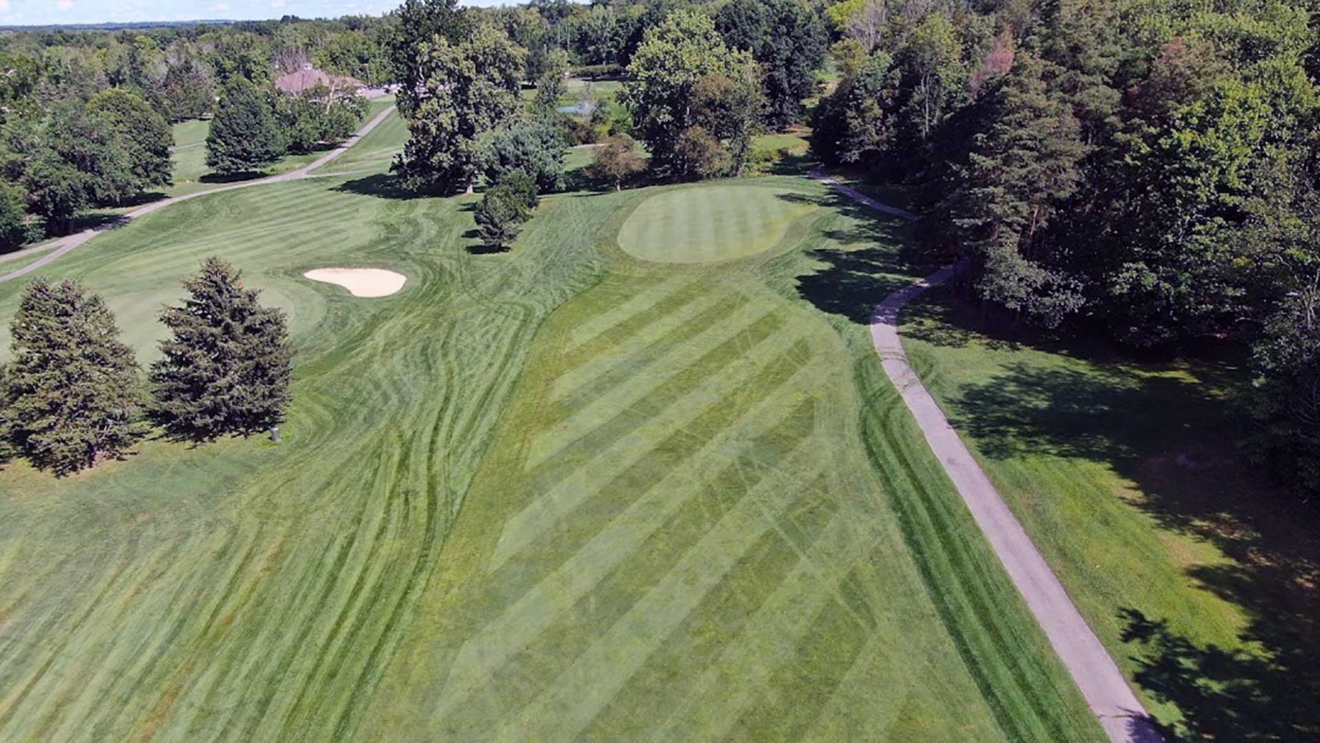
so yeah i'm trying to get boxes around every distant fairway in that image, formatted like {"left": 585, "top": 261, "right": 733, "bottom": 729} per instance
{"left": 0, "top": 168, "right": 1102, "bottom": 740}
{"left": 618, "top": 183, "right": 818, "bottom": 264}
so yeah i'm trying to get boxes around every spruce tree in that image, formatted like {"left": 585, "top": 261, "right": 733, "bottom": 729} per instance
{"left": 150, "top": 258, "right": 294, "bottom": 442}
{"left": 3, "top": 279, "right": 147, "bottom": 475}
{"left": 206, "top": 78, "right": 287, "bottom": 175}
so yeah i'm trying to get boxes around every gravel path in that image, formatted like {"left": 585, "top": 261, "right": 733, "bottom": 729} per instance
{"left": 811, "top": 169, "right": 1163, "bottom": 743}
{"left": 0, "top": 105, "right": 397, "bottom": 284}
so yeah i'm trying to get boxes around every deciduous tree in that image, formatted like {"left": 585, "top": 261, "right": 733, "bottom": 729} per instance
{"left": 393, "top": 23, "right": 525, "bottom": 193}
{"left": 207, "top": 77, "right": 287, "bottom": 175}
{"left": 589, "top": 134, "right": 646, "bottom": 190}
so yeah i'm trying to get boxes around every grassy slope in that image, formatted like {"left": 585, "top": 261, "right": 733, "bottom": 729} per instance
{"left": 0, "top": 170, "right": 1101, "bottom": 740}
{"left": 168, "top": 96, "right": 397, "bottom": 197}
{"left": 902, "top": 295, "right": 1320, "bottom": 740}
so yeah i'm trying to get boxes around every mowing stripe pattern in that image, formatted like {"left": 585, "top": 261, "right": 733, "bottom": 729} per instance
{"left": 364, "top": 271, "right": 1014, "bottom": 741}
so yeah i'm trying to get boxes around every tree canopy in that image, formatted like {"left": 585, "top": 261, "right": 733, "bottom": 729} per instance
{"left": 2, "top": 279, "right": 146, "bottom": 475}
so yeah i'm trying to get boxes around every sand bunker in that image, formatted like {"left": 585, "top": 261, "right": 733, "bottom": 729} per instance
{"left": 304, "top": 268, "right": 407, "bottom": 298}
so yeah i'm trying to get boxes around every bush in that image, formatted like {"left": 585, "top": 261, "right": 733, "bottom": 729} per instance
{"left": 571, "top": 64, "right": 624, "bottom": 79}
{"left": 474, "top": 177, "right": 535, "bottom": 251}
{"left": 589, "top": 135, "right": 646, "bottom": 190}
{"left": 674, "top": 126, "right": 731, "bottom": 181}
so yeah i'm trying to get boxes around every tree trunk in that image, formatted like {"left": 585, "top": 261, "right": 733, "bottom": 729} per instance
{"left": 270, "top": 426, "right": 282, "bottom": 443}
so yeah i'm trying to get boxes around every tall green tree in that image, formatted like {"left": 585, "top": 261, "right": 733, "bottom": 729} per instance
{"left": 394, "top": 23, "right": 525, "bottom": 193}
{"left": 533, "top": 47, "right": 571, "bottom": 114}
{"left": 20, "top": 100, "right": 138, "bottom": 234}
{"left": 2, "top": 279, "right": 146, "bottom": 475}
{"left": 386, "top": 0, "right": 474, "bottom": 116}
{"left": 621, "top": 10, "right": 759, "bottom": 178}
{"left": 87, "top": 87, "right": 173, "bottom": 191}
{"left": 207, "top": 77, "right": 288, "bottom": 175}
{"left": 691, "top": 69, "right": 765, "bottom": 177}
{"left": 0, "top": 182, "right": 31, "bottom": 250}
{"left": 1246, "top": 274, "right": 1320, "bottom": 498}
{"left": 276, "top": 85, "right": 368, "bottom": 154}
{"left": 149, "top": 258, "right": 294, "bottom": 443}
{"left": 943, "top": 55, "right": 1089, "bottom": 327}
{"left": 715, "top": 0, "right": 827, "bottom": 129}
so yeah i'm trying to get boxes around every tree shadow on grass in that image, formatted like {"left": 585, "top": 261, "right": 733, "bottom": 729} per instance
{"left": 780, "top": 188, "right": 934, "bottom": 325}
{"left": 199, "top": 171, "right": 269, "bottom": 185}
{"left": 949, "top": 353, "right": 1320, "bottom": 740}
{"left": 332, "top": 173, "right": 431, "bottom": 201}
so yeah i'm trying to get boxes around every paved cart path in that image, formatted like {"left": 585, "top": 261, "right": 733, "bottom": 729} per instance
{"left": 0, "top": 105, "right": 397, "bottom": 283}
{"left": 811, "top": 169, "right": 1163, "bottom": 743}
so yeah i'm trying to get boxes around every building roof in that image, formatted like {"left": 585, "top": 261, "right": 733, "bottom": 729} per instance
{"left": 274, "top": 64, "right": 364, "bottom": 96}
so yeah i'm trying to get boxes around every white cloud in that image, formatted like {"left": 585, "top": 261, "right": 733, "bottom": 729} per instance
{"left": 212, "top": 2, "right": 230, "bottom": 10}
{"left": 56, "top": 0, "right": 74, "bottom": 11}
{"left": 272, "top": 0, "right": 286, "bottom": 7}
{"left": 0, "top": 1, "right": 10, "bottom": 13}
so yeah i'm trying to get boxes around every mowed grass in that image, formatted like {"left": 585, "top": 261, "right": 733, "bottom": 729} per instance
{"left": 311, "top": 108, "right": 408, "bottom": 177}
{"left": 0, "top": 172, "right": 1102, "bottom": 740}
{"left": 168, "top": 96, "right": 397, "bottom": 196}
{"left": 617, "top": 182, "right": 819, "bottom": 264}
{"left": 901, "top": 298, "right": 1320, "bottom": 740}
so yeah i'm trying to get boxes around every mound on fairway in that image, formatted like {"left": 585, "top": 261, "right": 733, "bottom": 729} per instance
{"left": 304, "top": 267, "right": 407, "bottom": 297}
{"left": 618, "top": 184, "right": 818, "bottom": 264}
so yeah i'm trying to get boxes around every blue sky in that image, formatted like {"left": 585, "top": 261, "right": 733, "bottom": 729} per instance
{"left": 0, "top": 0, "right": 521, "bottom": 27}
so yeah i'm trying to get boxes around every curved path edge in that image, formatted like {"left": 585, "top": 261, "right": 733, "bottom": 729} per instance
{"left": 0, "top": 104, "right": 397, "bottom": 284}
{"left": 810, "top": 169, "right": 1162, "bottom": 743}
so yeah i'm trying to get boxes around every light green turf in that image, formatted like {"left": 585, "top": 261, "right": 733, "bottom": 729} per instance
{"left": 168, "top": 98, "right": 397, "bottom": 196}
{"left": 311, "top": 108, "right": 408, "bottom": 176}
{"left": 617, "top": 182, "right": 819, "bottom": 264}
{"left": 0, "top": 166, "right": 1103, "bottom": 741}
{"left": 902, "top": 297, "right": 1320, "bottom": 740}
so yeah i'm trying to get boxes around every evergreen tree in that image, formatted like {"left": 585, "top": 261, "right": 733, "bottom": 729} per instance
{"left": 149, "top": 258, "right": 294, "bottom": 443}
{"left": 3, "top": 279, "right": 147, "bottom": 475}
{"left": 474, "top": 179, "right": 533, "bottom": 251}
{"left": 477, "top": 119, "right": 568, "bottom": 193}
{"left": 207, "top": 77, "right": 287, "bottom": 175}
{"left": 943, "top": 55, "right": 1088, "bottom": 327}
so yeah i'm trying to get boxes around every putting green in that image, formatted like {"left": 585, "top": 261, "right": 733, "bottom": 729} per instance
{"left": 617, "top": 184, "right": 818, "bottom": 264}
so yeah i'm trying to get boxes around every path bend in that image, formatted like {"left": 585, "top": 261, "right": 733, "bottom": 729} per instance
{"left": 810, "top": 169, "right": 1163, "bottom": 743}
{"left": 0, "top": 104, "right": 397, "bottom": 284}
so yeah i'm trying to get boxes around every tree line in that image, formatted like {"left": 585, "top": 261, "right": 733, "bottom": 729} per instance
{"left": 806, "top": 0, "right": 1320, "bottom": 501}
{"left": 0, "top": 16, "right": 382, "bottom": 248}
{"left": 0, "top": 259, "right": 292, "bottom": 476}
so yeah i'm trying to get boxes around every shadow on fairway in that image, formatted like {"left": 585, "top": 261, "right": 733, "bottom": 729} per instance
{"left": 332, "top": 174, "right": 431, "bottom": 201}
{"left": 782, "top": 188, "right": 932, "bottom": 325}
{"left": 948, "top": 354, "right": 1320, "bottom": 741}
{"left": 200, "top": 171, "right": 269, "bottom": 185}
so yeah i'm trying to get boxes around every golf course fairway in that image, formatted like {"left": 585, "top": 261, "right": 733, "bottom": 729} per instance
{"left": 0, "top": 166, "right": 1103, "bottom": 741}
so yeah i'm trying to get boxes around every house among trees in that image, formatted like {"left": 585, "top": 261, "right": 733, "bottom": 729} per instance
{"left": 274, "top": 63, "right": 366, "bottom": 98}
